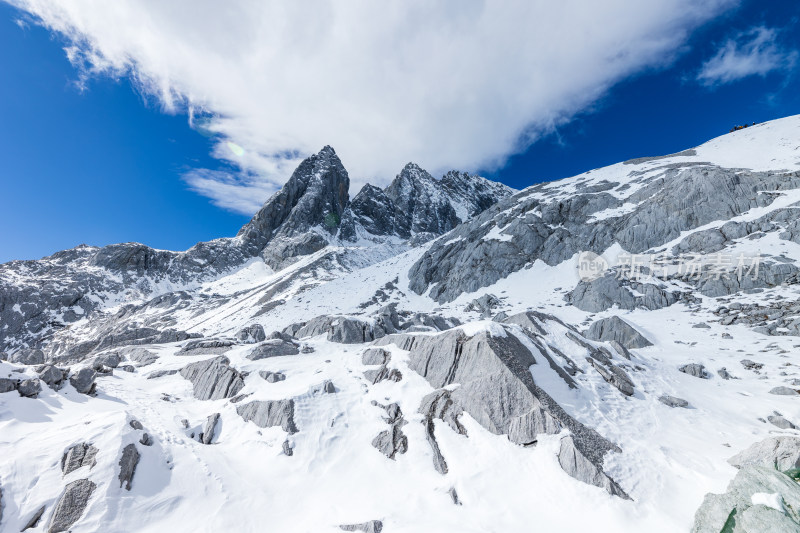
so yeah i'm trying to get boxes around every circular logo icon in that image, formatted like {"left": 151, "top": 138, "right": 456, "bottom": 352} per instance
{"left": 576, "top": 251, "right": 609, "bottom": 282}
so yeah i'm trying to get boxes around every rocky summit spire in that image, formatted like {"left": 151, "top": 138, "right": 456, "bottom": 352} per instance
{"left": 237, "top": 146, "right": 350, "bottom": 256}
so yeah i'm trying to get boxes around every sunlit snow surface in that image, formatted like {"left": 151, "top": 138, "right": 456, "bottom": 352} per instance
{"left": 2, "top": 115, "right": 800, "bottom": 532}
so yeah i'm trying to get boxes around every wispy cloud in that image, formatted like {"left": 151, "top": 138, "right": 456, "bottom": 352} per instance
{"left": 697, "top": 26, "right": 798, "bottom": 87}
{"left": 7, "top": 0, "right": 736, "bottom": 214}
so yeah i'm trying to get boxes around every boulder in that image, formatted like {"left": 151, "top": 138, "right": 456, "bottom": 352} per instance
{"left": 363, "top": 365, "right": 403, "bottom": 385}
{"left": 361, "top": 348, "right": 390, "bottom": 366}
{"left": 201, "top": 413, "right": 220, "bottom": 444}
{"left": 0, "top": 378, "right": 17, "bottom": 393}
{"left": 679, "top": 364, "right": 709, "bottom": 379}
{"left": 61, "top": 443, "right": 98, "bottom": 475}
{"left": 129, "top": 419, "right": 143, "bottom": 430}
{"left": 717, "top": 367, "right": 733, "bottom": 380}
{"left": 282, "top": 440, "right": 293, "bottom": 456}
{"left": 38, "top": 365, "right": 68, "bottom": 390}
{"left": 236, "top": 399, "right": 298, "bottom": 433}
{"left": 258, "top": 371, "right": 286, "bottom": 383}
{"left": 236, "top": 324, "right": 266, "bottom": 344}
{"left": 246, "top": 339, "right": 299, "bottom": 360}
{"left": 47, "top": 479, "right": 96, "bottom": 532}
{"left": 584, "top": 316, "right": 653, "bottom": 349}
{"left": 464, "top": 293, "right": 501, "bottom": 318}
{"left": 691, "top": 466, "right": 800, "bottom": 532}
{"left": 69, "top": 368, "right": 97, "bottom": 395}
{"left": 728, "top": 436, "right": 800, "bottom": 471}
{"left": 92, "top": 352, "right": 120, "bottom": 369}
{"left": 328, "top": 317, "right": 375, "bottom": 344}
{"left": 139, "top": 433, "right": 153, "bottom": 446}
{"left": 308, "top": 380, "right": 336, "bottom": 395}
{"left": 146, "top": 369, "right": 178, "bottom": 379}
{"left": 371, "top": 421, "right": 408, "bottom": 460}
{"left": 177, "top": 338, "right": 235, "bottom": 356}
{"left": 17, "top": 378, "right": 41, "bottom": 398}
{"left": 659, "top": 395, "right": 689, "bottom": 408}
{"left": 118, "top": 443, "right": 140, "bottom": 490}
{"left": 179, "top": 356, "right": 245, "bottom": 400}
{"left": 740, "top": 359, "right": 763, "bottom": 371}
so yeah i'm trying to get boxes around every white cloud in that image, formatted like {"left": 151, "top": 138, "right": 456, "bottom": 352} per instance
{"left": 697, "top": 26, "right": 798, "bottom": 87}
{"left": 8, "top": 0, "right": 735, "bottom": 214}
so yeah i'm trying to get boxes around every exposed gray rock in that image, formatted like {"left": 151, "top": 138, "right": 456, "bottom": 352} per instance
{"left": 361, "top": 348, "right": 390, "bottom": 366}
{"left": 693, "top": 322, "right": 711, "bottom": 329}
{"left": 69, "top": 368, "right": 97, "bottom": 395}
{"left": 236, "top": 324, "right": 266, "bottom": 344}
{"left": 237, "top": 399, "right": 298, "bottom": 433}
{"left": 258, "top": 370, "right": 286, "bottom": 383}
{"left": 679, "top": 364, "right": 709, "bottom": 379}
{"left": 328, "top": 317, "right": 376, "bottom": 344}
{"left": 372, "top": 422, "right": 408, "bottom": 460}
{"left": 118, "top": 443, "right": 140, "bottom": 490}
{"left": 363, "top": 365, "right": 402, "bottom": 385}
{"left": 179, "top": 356, "right": 245, "bottom": 400}
{"left": 728, "top": 436, "right": 800, "bottom": 471}
{"left": 464, "top": 293, "right": 501, "bottom": 318}
{"left": 740, "top": 359, "right": 763, "bottom": 371}
{"left": 9, "top": 349, "right": 45, "bottom": 365}
{"left": 119, "top": 365, "right": 135, "bottom": 372}
{"left": 448, "top": 487, "right": 462, "bottom": 505}
{"left": 769, "top": 386, "right": 799, "bottom": 396}
{"left": 691, "top": 466, "right": 800, "bottom": 533}
{"left": 659, "top": 395, "right": 689, "bottom": 408}
{"left": 177, "top": 338, "right": 235, "bottom": 356}
{"left": 558, "top": 435, "right": 630, "bottom": 499}
{"left": 377, "top": 327, "right": 627, "bottom": 497}
{"left": 146, "top": 369, "right": 178, "bottom": 379}
{"left": 139, "top": 433, "right": 153, "bottom": 446}
{"left": 21, "top": 504, "right": 46, "bottom": 531}
{"left": 768, "top": 414, "right": 797, "bottom": 430}
{"left": 92, "top": 352, "right": 120, "bottom": 369}
{"left": 38, "top": 365, "right": 67, "bottom": 390}
{"left": 0, "top": 377, "right": 16, "bottom": 393}
{"left": 129, "top": 419, "right": 143, "bottom": 430}
{"left": 246, "top": 339, "right": 299, "bottom": 360}
{"left": 309, "top": 380, "right": 336, "bottom": 395}
{"left": 17, "top": 378, "right": 41, "bottom": 398}
{"left": 201, "top": 413, "right": 220, "bottom": 444}
{"left": 584, "top": 316, "right": 653, "bottom": 349}
{"left": 339, "top": 520, "right": 383, "bottom": 533}
{"left": 282, "top": 440, "right": 293, "bottom": 456}
{"left": 47, "top": 478, "right": 96, "bottom": 533}
{"left": 122, "top": 347, "right": 158, "bottom": 366}
{"left": 587, "top": 359, "right": 635, "bottom": 396}
{"left": 717, "top": 367, "right": 733, "bottom": 380}
{"left": 61, "top": 443, "right": 98, "bottom": 475}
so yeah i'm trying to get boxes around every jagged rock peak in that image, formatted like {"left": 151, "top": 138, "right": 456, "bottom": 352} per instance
{"left": 237, "top": 145, "right": 350, "bottom": 255}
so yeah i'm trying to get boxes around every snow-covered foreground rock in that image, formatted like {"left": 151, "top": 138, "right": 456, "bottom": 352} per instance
{"left": 3, "top": 116, "right": 800, "bottom": 531}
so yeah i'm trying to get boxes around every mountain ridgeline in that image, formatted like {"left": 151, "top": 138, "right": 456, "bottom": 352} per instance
{"left": 2, "top": 116, "right": 800, "bottom": 532}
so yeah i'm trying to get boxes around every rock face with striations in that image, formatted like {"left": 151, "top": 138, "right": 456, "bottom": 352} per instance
{"left": 584, "top": 316, "right": 653, "bottom": 349}
{"left": 47, "top": 478, "right": 96, "bottom": 532}
{"left": 118, "top": 443, "right": 140, "bottom": 491}
{"left": 179, "top": 356, "right": 245, "bottom": 401}
{"left": 237, "top": 399, "right": 298, "bottom": 434}
{"left": 62, "top": 443, "right": 99, "bottom": 475}
{"left": 377, "top": 326, "right": 628, "bottom": 497}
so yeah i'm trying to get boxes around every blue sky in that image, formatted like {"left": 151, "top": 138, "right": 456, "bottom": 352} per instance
{"left": 1, "top": 1, "right": 798, "bottom": 262}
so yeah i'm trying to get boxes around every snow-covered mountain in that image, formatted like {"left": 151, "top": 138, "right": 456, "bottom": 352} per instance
{"left": 2, "top": 116, "right": 800, "bottom": 532}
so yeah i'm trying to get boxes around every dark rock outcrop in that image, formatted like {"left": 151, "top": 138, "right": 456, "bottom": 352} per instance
{"left": 118, "top": 443, "right": 140, "bottom": 490}
{"left": 47, "top": 479, "right": 96, "bottom": 532}
{"left": 236, "top": 400, "right": 298, "bottom": 433}
{"left": 61, "top": 443, "right": 98, "bottom": 475}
